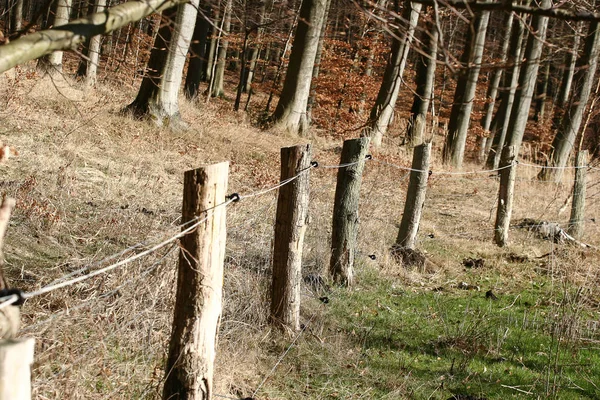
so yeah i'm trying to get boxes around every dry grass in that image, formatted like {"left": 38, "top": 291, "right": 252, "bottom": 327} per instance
{"left": 1, "top": 62, "right": 599, "bottom": 399}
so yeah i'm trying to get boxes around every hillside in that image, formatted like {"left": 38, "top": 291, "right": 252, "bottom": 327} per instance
{"left": 1, "top": 62, "right": 600, "bottom": 399}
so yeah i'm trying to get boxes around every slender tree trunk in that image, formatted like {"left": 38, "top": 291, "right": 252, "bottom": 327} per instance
{"left": 443, "top": 5, "right": 491, "bottom": 167}
{"left": 539, "top": 20, "right": 600, "bottom": 182}
{"left": 406, "top": 12, "right": 438, "bottom": 146}
{"left": 244, "top": 0, "right": 271, "bottom": 93}
{"left": 126, "top": 1, "right": 200, "bottom": 127}
{"left": 306, "top": 0, "right": 332, "bottom": 124}
{"left": 362, "top": 0, "right": 421, "bottom": 147}
{"left": 211, "top": 0, "right": 231, "bottom": 98}
{"left": 75, "top": 0, "right": 106, "bottom": 86}
{"left": 486, "top": 12, "right": 527, "bottom": 169}
{"left": 271, "top": 0, "right": 328, "bottom": 134}
{"left": 481, "top": 11, "right": 514, "bottom": 132}
{"left": 552, "top": 23, "right": 582, "bottom": 130}
{"left": 10, "top": 0, "right": 23, "bottom": 34}
{"left": 533, "top": 59, "right": 551, "bottom": 122}
{"left": 205, "top": 6, "right": 220, "bottom": 82}
{"left": 184, "top": 5, "right": 210, "bottom": 99}
{"left": 37, "top": 0, "right": 72, "bottom": 74}
{"left": 503, "top": 0, "right": 552, "bottom": 158}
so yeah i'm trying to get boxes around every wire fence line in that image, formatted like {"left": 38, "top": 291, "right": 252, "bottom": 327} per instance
{"left": 3, "top": 150, "right": 598, "bottom": 398}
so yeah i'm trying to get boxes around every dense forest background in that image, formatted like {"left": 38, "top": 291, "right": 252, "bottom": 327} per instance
{"left": 3, "top": 0, "right": 600, "bottom": 170}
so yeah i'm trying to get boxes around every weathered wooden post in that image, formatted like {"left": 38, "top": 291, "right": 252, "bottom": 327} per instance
{"left": 0, "top": 197, "right": 34, "bottom": 400}
{"left": 396, "top": 141, "right": 432, "bottom": 249}
{"left": 163, "top": 162, "right": 228, "bottom": 400}
{"left": 330, "top": 137, "right": 370, "bottom": 286}
{"left": 270, "top": 144, "right": 311, "bottom": 332}
{"left": 494, "top": 146, "right": 517, "bottom": 246}
{"left": 568, "top": 150, "right": 588, "bottom": 238}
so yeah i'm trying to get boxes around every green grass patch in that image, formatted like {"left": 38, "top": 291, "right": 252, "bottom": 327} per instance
{"left": 266, "top": 266, "right": 600, "bottom": 399}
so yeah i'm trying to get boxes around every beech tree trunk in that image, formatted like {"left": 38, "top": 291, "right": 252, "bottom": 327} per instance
{"left": 38, "top": 0, "right": 72, "bottom": 74}
{"left": 406, "top": 12, "right": 437, "bottom": 146}
{"left": 362, "top": 0, "right": 422, "bottom": 147}
{"left": 126, "top": 0, "right": 199, "bottom": 127}
{"left": 503, "top": 0, "right": 552, "bottom": 158}
{"left": 552, "top": 23, "right": 582, "bottom": 130}
{"left": 184, "top": 6, "right": 211, "bottom": 99}
{"left": 211, "top": 0, "right": 232, "bottom": 98}
{"left": 485, "top": 12, "right": 526, "bottom": 169}
{"left": 205, "top": 7, "right": 220, "bottom": 82}
{"left": 10, "top": 0, "right": 23, "bottom": 34}
{"left": 533, "top": 59, "right": 551, "bottom": 122}
{"left": 76, "top": 0, "right": 107, "bottom": 86}
{"left": 539, "top": 20, "right": 600, "bottom": 181}
{"left": 443, "top": 5, "right": 491, "bottom": 167}
{"left": 480, "top": 11, "right": 514, "bottom": 133}
{"left": 330, "top": 138, "right": 370, "bottom": 286}
{"left": 272, "top": 0, "right": 328, "bottom": 134}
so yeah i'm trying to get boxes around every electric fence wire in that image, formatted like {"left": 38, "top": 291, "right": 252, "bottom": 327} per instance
{"left": 21, "top": 243, "right": 178, "bottom": 334}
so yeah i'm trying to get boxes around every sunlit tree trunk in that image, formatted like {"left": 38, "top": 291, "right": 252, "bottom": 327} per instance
{"left": 38, "top": 0, "right": 72, "bottom": 74}
{"left": 486, "top": 12, "right": 527, "bottom": 169}
{"left": 552, "top": 23, "right": 582, "bottom": 130}
{"left": 478, "top": 11, "right": 513, "bottom": 159}
{"left": 211, "top": 0, "right": 232, "bottom": 98}
{"left": 272, "top": 0, "right": 328, "bottom": 134}
{"left": 126, "top": 1, "right": 199, "bottom": 127}
{"left": 10, "top": 0, "right": 23, "bottom": 34}
{"left": 503, "top": 0, "right": 552, "bottom": 158}
{"left": 539, "top": 20, "right": 600, "bottom": 181}
{"left": 406, "top": 11, "right": 437, "bottom": 147}
{"left": 362, "top": 0, "right": 422, "bottom": 147}
{"left": 443, "top": 5, "right": 491, "bottom": 167}
{"left": 184, "top": 5, "right": 211, "bottom": 99}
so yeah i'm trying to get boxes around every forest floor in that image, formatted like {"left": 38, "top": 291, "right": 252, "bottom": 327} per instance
{"left": 1, "top": 63, "right": 600, "bottom": 400}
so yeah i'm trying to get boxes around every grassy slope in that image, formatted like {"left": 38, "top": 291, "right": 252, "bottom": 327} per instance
{"left": 0, "top": 65, "right": 599, "bottom": 399}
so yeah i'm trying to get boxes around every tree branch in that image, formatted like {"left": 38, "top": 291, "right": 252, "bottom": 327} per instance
{"left": 413, "top": 0, "right": 600, "bottom": 21}
{"left": 0, "top": 0, "right": 189, "bottom": 74}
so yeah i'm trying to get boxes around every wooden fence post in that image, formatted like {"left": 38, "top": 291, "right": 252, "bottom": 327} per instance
{"left": 396, "top": 141, "right": 432, "bottom": 249}
{"left": 162, "top": 162, "right": 229, "bottom": 400}
{"left": 568, "top": 150, "right": 588, "bottom": 238}
{"left": 494, "top": 145, "right": 516, "bottom": 247}
{"left": 330, "top": 137, "right": 370, "bottom": 286}
{"left": 0, "top": 198, "right": 33, "bottom": 400}
{"left": 0, "top": 339, "right": 35, "bottom": 400}
{"left": 270, "top": 144, "right": 311, "bottom": 332}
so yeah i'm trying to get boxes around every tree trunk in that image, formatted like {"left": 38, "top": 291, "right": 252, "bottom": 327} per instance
{"left": 443, "top": 5, "right": 491, "bottom": 167}
{"left": 362, "top": 0, "right": 422, "bottom": 147}
{"left": 539, "top": 20, "right": 600, "bottom": 181}
{"left": 552, "top": 23, "right": 582, "bottom": 130}
{"left": 211, "top": 0, "right": 232, "bottom": 98}
{"left": 126, "top": 1, "right": 199, "bottom": 127}
{"left": 244, "top": 0, "right": 271, "bottom": 93}
{"left": 306, "top": 0, "right": 332, "bottom": 124}
{"left": 481, "top": 11, "right": 514, "bottom": 132}
{"left": 533, "top": 58, "right": 551, "bottom": 122}
{"left": 272, "top": 0, "right": 328, "bottom": 135}
{"left": 10, "top": 0, "right": 23, "bottom": 34}
{"left": 75, "top": 0, "right": 106, "bottom": 86}
{"left": 568, "top": 150, "right": 588, "bottom": 238}
{"left": 406, "top": 12, "right": 438, "bottom": 146}
{"left": 37, "top": 0, "right": 72, "bottom": 74}
{"left": 204, "top": 6, "right": 220, "bottom": 82}
{"left": 485, "top": 11, "right": 526, "bottom": 169}
{"left": 330, "top": 138, "right": 370, "bottom": 286}
{"left": 396, "top": 142, "right": 432, "bottom": 249}
{"left": 184, "top": 5, "right": 211, "bottom": 99}
{"left": 503, "top": 0, "right": 552, "bottom": 158}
